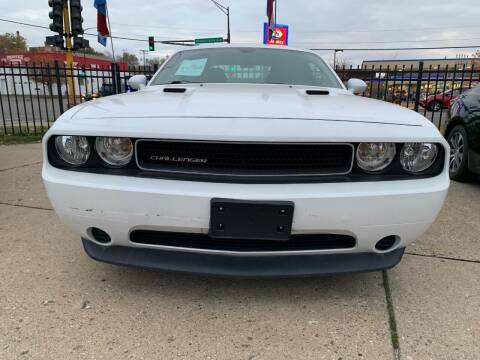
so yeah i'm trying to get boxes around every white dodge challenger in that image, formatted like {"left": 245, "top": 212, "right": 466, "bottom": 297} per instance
{"left": 42, "top": 45, "right": 449, "bottom": 277}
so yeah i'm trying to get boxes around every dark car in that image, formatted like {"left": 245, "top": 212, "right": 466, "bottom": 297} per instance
{"left": 99, "top": 83, "right": 114, "bottom": 97}
{"left": 445, "top": 86, "right": 480, "bottom": 181}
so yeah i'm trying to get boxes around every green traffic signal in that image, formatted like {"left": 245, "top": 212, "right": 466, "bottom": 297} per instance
{"left": 148, "top": 36, "right": 155, "bottom": 51}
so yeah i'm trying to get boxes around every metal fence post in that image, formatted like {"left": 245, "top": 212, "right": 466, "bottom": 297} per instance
{"left": 54, "top": 60, "right": 64, "bottom": 114}
{"left": 414, "top": 61, "right": 424, "bottom": 112}
{"left": 116, "top": 65, "right": 122, "bottom": 94}
{"left": 110, "top": 63, "right": 117, "bottom": 94}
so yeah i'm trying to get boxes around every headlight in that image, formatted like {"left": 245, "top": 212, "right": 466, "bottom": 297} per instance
{"left": 356, "top": 143, "right": 396, "bottom": 172}
{"left": 400, "top": 143, "right": 438, "bottom": 173}
{"left": 54, "top": 135, "right": 90, "bottom": 166}
{"left": 95, "top": 137, "right": 133, "bottom": 167}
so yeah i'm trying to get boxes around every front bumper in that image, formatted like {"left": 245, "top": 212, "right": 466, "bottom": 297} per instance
{"left": 82, "top": 238, "right": 405, "bottom": 277}
{"left": 43, "top": 162, "right": 449, "bottom": 275}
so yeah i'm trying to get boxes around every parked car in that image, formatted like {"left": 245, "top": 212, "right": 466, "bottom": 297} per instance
{"left": 99, "top": 83, "right": 114, "bottom": 97}
{"left": 80, "top": 84, "right": 115, "bottom": 101}
{"left": 420, "top": 88, "right": 468, "bottom": 112}
{"left": 385, "top": 90, "right": 407, "bottom": 104}
{"left": 81, "top": 92, "right": 100, "bottom": 102}
{"left": 42, "top": 45, "right": 449, "bottom": 277}
{"left": 445, "top": 85, "right": 480, "bottom": 181}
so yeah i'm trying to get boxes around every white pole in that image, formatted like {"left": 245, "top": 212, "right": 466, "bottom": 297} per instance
{"left": 105, "top": 3, "right": 116, "bottom": 62}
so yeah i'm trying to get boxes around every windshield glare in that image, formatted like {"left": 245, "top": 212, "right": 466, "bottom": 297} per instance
{"left": 150, "top": 47, "right": 342, "bottom": 88}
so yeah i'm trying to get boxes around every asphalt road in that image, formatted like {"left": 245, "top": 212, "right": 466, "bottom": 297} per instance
{"left": 1, "top": 143, "right": 479, "bottom": 360}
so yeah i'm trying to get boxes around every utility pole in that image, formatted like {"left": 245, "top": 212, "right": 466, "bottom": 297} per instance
{"left": 63, "top": 3, "right": 76, "bottom": 106}
{"left": 333, "top": 49, "right": 343, "bottom": 69}
{"left": 140, "top": 49, "right": 148, "bottom": 67}
{"left": 16, "top": 31, "right": 21, "bottom": 51}
{"left": 227, "top": 6, "right": 230, "bottom": 43}
{"left": 209, "top": 0, "right": 230, "bottom": 43}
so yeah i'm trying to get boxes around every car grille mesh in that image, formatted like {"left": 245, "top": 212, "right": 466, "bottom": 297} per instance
{"left": 135, "top": 140, "right": 353, "bottom": 180}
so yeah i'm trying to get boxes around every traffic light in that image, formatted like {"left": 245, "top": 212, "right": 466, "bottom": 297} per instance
{"left": 69, "top": 0, "right": 84, "bottom": 36}
{"left": 48, "top": 0, "right": 64, "bottom": 35}
{"left": 148, "top": 36, "right": 155, "bottom": 51}
{"left": 73, "top": 36, "right": 89, "bottom": 51}
{"left": 45, "top": 34, "right": 65, "bottom": 48}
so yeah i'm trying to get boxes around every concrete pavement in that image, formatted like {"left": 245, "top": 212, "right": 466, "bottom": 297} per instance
{"left": 1, "top": 143, "right": 479, "bottom": 360}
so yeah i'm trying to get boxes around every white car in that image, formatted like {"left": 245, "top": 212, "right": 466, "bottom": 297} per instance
{"left": 42, "top": 45, "right": 449, "bottom": 277}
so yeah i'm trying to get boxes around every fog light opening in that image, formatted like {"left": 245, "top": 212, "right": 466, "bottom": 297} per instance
{"left": 89, "top": 228, "right": 111, "bottom": 244}
{"left": 375, "top": 236, "right": 399, "bottom": 252}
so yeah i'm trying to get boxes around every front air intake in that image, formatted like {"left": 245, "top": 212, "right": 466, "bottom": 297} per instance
{"left": 130, "top": 230, "right": 356, "bottom": 252}
{"left": 90, "top": 228, "right": 111, "bottom": 244}
{"left": 375, "top": 236, "right": 398, "bottom": 251}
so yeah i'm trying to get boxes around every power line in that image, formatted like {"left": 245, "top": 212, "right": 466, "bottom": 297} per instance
{"left": 1, "top": 17, "right": 479, "bottom": 52}
{"left": 309, "top": 45, "right": 480, "bottom": 51}
{"left": 0, "top": 17, "right": 49, "bottom": 30}
{"left": 3, "top": 14, "right": 480, "bottom": 37}
{"left": 0, "top": 17, "right": 194, "bottom": 46}
{"left": 208, "top": 0, "right": 229, "bottom": 15}
{"left": 301, "top": 37, "right": 480, "bottom": 45}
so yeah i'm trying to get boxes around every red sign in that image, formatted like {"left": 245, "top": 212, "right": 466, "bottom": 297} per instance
{"left": 263, "top": 23, "right": 289, "bottom": 46}
{"left": 0, "top": 51, "right": 128, "bottom": 70}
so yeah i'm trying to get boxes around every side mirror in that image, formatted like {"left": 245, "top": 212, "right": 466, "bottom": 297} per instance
{"left": 128, "top": 75, "right": 147, "bottom": 91}
{"left": 347, "top": 78, "right": 367, "bottom": 95}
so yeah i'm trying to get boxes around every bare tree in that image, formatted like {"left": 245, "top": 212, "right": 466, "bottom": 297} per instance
{"left": 146, "top": 56, "right": 168, "bottom": 68}
{"left": 119, "top": 51, "right": 139, "bottom": 66}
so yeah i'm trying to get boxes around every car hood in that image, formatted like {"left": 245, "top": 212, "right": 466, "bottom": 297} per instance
{"left": 71, "top": 83, "right": 426, "bottom": 127}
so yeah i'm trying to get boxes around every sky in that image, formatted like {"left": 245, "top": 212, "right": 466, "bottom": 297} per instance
{"left": 0, "top": 0, "right": 479, "bottom": 65}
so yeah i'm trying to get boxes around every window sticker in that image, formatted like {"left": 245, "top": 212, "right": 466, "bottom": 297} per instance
{"left": 175, "top": 58, "right": 208, "bottom": 77}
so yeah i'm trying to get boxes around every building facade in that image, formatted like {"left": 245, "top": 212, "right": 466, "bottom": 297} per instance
{"left": 362, "top": 57, "right": 478, "bottom": 70}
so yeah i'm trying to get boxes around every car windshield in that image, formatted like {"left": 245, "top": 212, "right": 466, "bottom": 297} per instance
{"left": 150, "top": 47, "right": 342, "bottom": 88}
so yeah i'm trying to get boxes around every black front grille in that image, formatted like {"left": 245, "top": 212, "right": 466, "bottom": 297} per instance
{"left": 130, "top": 230, "right": 356, "bottom": 252}
{"left": 135, "top": 140, "right": 353, "bottom": 181}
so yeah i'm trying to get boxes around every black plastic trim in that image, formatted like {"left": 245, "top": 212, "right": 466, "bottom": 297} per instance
{"left": 47, "top": 136, "right": 445, "bottom": 184}
{"left": 82, "top": 238, "right": 405, "bottom": 277}
{"left": 130, "top": 230, "right": 356, "bottom": 252}
{"left": 164, "top": 88, "right": 186, "bottom": 93}
{"left": 306, "top": 90, "right": 330, "bottom": 96}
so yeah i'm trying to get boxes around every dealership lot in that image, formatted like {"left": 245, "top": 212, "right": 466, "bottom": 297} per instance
{"left": 1, "top": 143, "right": 479, "bottom": 360}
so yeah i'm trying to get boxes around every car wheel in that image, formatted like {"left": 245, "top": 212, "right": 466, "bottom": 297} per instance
{"left": 430, "top": 101, "right": 442, "bottom": 112}
{"left": 447, "top": 125, "right": 470, "bottom": 181}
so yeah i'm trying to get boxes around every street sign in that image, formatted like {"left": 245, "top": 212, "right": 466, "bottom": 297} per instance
{"left": 195, "top": 37, "right": 224, "bottom": 45}
{"left": 263, "top": 23, "right": 289, "bottom": 46}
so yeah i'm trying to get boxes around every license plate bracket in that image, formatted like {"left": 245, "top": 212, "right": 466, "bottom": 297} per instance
{"left": 209, "top": 198, "right": 294, "bottom": 241}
